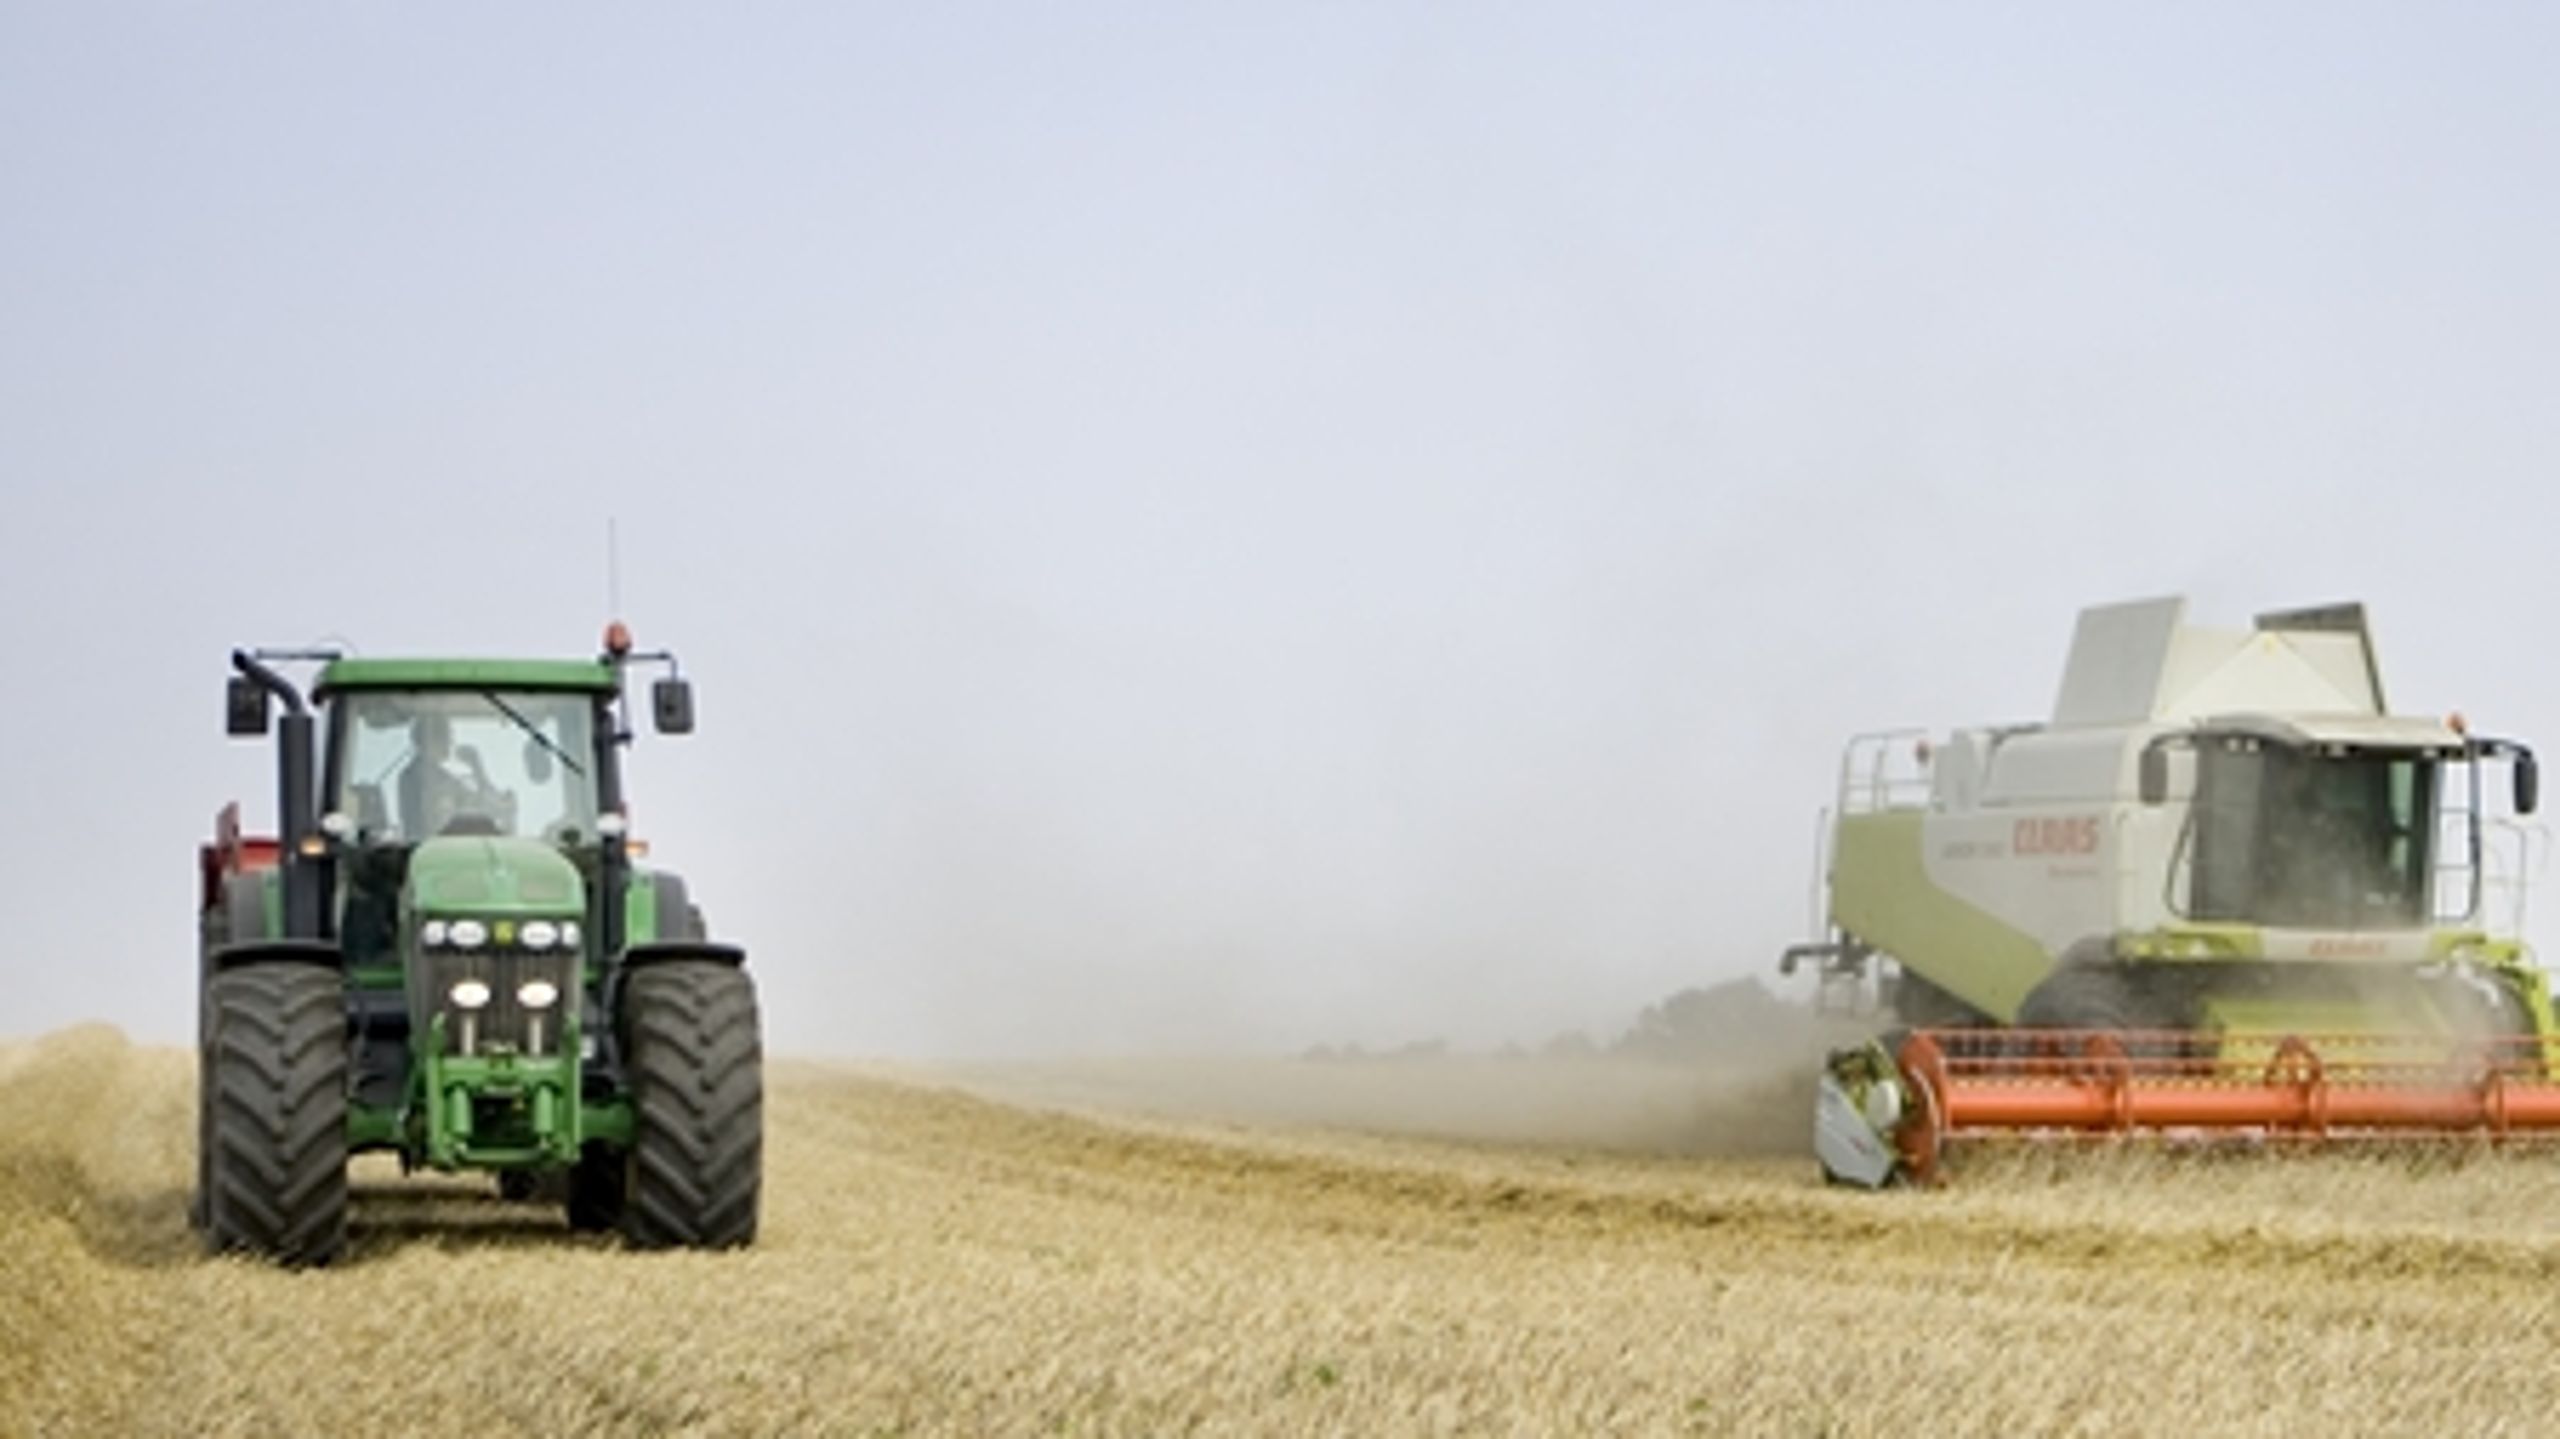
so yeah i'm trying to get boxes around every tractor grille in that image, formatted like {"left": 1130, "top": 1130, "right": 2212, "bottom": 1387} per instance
{"left": 421, "top": 949, "right": 579, "bottom": 1058}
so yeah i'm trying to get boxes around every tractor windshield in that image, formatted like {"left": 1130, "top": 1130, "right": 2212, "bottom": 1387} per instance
{"left": 2188, "top": 739, "right": 2436, "bottom": 929}
{"left": 331, "top": 691, "right": 601, "bottom": 845}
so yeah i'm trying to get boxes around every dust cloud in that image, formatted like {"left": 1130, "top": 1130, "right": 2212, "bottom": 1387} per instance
{"left": 928, "top": 978, "right": 1876, "bottom": 1158}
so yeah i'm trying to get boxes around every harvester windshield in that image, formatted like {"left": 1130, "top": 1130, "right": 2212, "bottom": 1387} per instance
{"left": 2186, "top": 740, "right": 2436, "bottom": 929}
{"left": 332, "top": 691, "right": 601, "bottom": 844}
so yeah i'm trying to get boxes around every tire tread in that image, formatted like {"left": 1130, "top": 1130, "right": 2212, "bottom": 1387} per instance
{"left": 204, "top": 963, "right": 348, "bottom": 1265}
{"left": 620, "top": 961, "right": 761, "bottom": 1249}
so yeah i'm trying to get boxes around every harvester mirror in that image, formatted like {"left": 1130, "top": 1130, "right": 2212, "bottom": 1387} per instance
{"left": 2137, "top": 744, "right": 2169, "bottom": 805}
{"left": 2518, "top": 753, "right": 2540, "bottom": 816}
{"left": 652, "top": 677, "right": 695, "bottom": 735}
{"left": 226, "top": 676, "right": 270, "bottom": 737}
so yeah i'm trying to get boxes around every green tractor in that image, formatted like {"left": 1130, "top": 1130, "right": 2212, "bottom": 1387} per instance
{"left": 194, "top": 625, "right": 760, "bottom": 1263}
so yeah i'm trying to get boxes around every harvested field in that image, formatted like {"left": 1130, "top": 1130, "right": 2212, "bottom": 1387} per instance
{"left": 7, "top": 1025, "right": 2560, "bottom": 1436}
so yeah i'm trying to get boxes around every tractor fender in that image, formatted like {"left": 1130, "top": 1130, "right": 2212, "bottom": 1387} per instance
{"left": 207, "top": 939, "right": 344, "bottom": 975}
{"left": 605, "top": 942, "right": 749, "bottom": 1054}
{"left": 637, "top": 871, "right": 706, "bottom": 943}
{"left": 620, "top": 940, "right": 748, "bottom": 971}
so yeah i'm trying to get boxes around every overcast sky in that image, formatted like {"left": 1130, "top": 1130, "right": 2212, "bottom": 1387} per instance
{"left": 5, "top": 5, "right": 2558, "bottom": 1058}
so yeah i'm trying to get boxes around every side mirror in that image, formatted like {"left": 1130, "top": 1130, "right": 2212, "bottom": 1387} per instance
{"left": 652, "top": 677, "right": 695, "bottom": 736}
{"left": 227, "top": 676, "right": 270, "bottom": 737}
{"left": 2138, "top": 745, "right": 2169, "bottom": 806}
{"left": 2518, "top": 753, "right": 2540, "bottom": 816}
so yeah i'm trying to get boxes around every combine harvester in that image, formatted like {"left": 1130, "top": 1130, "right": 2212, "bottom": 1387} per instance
{"left": 1783, "top": 597, "right": 2560, "bottom": 1185}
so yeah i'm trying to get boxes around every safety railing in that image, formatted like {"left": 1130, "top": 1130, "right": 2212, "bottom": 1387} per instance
{"left": 1836, "top": 729, "right": 1932, "bottom": 817}
{"left": 2432, "top": 812, "right": 2544, "bottom": 934}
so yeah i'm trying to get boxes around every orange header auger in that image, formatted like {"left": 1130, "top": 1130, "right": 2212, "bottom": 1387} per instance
{"left": 1820, "top": 1030, "right": 2560, "bottom": 1187}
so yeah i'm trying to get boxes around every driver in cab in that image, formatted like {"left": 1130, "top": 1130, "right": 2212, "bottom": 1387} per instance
{"left": 399, "top": 714, "right": 502, "bottom": 837}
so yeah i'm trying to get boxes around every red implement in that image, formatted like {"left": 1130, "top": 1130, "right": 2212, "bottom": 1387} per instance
{"left": 197, "top": 800, "right": 280, "bottom": 914}
{"left": 1893, "top": 1028, "right": 2560, "bottom": 1184}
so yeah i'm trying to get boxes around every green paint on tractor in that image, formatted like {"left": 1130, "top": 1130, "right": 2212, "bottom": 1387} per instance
{"left": 194, "top": 632, "right": 762, "bottom": 1264}
{"left": 406, "top": 834, "right": 584, "bottom": 912}
{"left": 317, "top": 656, "right": 618, "bottom": 695}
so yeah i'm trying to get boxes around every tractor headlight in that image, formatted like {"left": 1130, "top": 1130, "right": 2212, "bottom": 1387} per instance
{"left": 561, "top": 921, "right": 582, "bottom": 950}
{"left": 421, "top": 919, "right": 450, "bottom": 948}
{"left": 517, "top": 980, "right": 560, "bottom": 1011}
{"left": 449, "top": 919, "right": 490, "bottom": 950}
{"left": 449, "top": 979, "right": 492, "bottom": 1011}
{"left": 520, "top": 920, "right": 560, "bottom": 951}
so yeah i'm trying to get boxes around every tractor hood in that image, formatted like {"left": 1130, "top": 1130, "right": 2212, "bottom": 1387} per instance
{"left": 406, "top": 835, "right": 585, "bottom": 915}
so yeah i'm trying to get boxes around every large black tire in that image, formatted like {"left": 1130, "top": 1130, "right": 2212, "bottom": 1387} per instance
{"left": 565, "top": 1143, "right": 627, "bottom": 1232}
{"left": 2014, "top": 964, "right": 2202, "bottom": 1062}
{"left": 1892, "top": 969, "right": 1994, "bottom": 1029}
{"left": 203, "top": 963, "right": 348, "bottom": 1265}
{"left": 2016, "top": 966, "right": 2151, "bottom": 1030}
{"left": 619, "top": 961, "right": 761, "bottom": 1249}
{"left": 193, "top": 874, "right": 272, "bottom": 1232}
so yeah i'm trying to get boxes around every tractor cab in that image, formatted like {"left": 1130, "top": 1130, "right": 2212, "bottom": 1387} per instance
{"left": 308, "top": 664, "right": 627, "bottom": 975}
{"left": 328, "top": 686, "right": 604, "bottom": 848}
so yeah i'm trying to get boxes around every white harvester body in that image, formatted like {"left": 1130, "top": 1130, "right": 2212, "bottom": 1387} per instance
{"left": 1788, "top": 597, "right": 2555, "bottom": 1186}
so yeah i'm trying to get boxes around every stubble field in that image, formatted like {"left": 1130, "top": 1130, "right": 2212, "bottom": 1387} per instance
{"left": 6, "top": 1023, "right": 2560, "bottom": 1436}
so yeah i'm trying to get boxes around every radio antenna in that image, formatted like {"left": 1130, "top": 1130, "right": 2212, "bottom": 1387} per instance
{"left": 607, "top": 516, "right": 624, "bottom": 621}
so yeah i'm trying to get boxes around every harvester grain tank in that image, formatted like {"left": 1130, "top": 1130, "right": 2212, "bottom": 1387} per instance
{"left": 1782, "top": 597, "right": 2560, "bottom": 1185}
{"left": 195, "top": 624, "right": 760, "bottom": 1262}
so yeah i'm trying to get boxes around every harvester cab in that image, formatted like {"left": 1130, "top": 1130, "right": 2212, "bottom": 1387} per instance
{"left": 195, "top": 624, "right": 761, "bottom": 1263}
{"left": 1784, "top": 597, "right": 2559, "bottom": 1186}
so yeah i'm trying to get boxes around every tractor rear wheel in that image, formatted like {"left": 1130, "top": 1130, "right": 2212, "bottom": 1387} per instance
{"left": 193, "top": 873, "right": 271, "bottom": 1232}
{"left": 203, "top": 962, "right": 348, "bottom": 1265}
{"left": 193, "top": 1015, "right": 217, "bottom": 1231}
{"left": 619, "top": 960, "right": 761, "bottom": 1249}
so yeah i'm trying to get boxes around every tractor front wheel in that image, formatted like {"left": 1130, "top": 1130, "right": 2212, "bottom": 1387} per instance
{"left": 619, "top": 960, "right": 761, "bottom": 1249}
{"left": 203, "top": 962, "right": 348, "bottom": 1265}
